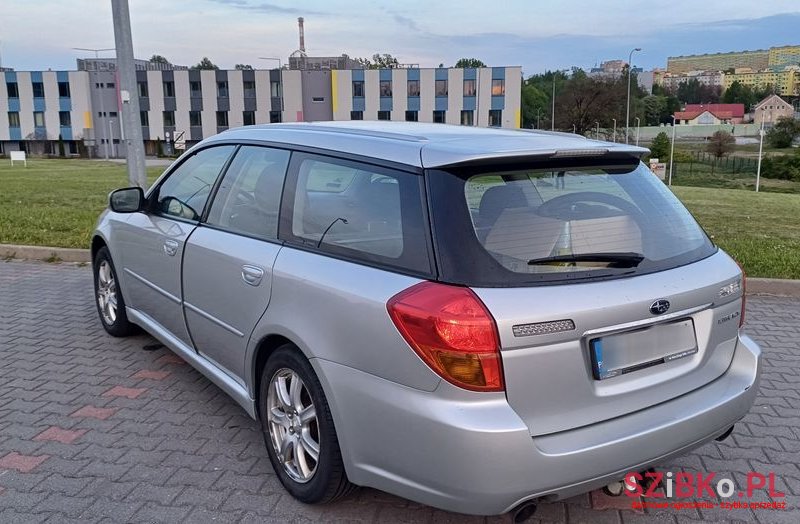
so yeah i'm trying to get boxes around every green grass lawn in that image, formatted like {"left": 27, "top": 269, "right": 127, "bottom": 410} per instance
{"left": 0, "top": 159, "right": 163, "bottom": 249}
{"left": 1, "top": 159, "right": 799, "bottom": 279}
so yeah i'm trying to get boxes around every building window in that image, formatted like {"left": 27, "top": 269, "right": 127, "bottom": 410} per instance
{"left": 138, "top": 81, "right": 149, "bottom": 98}
{"left": 95, "top": 83, "right": 102, "bottom": 89}
{"left": 217, "top": 81, "right": 229, "bottom": 98}
{"left": 432, "top": 110, "right": 446, "bottom": 123}
{"left": 407, "top": 80, "right": 420, "bottom": 97}
{"left": 189, "top": 111, "right": 202, "bottom": 126}
{"left": 350, "top": 110, "right": 363, "bottom": 120}
{"left": 140, "top": 111, "right": 149, "bottom": 126}
{"left": 190, "top": 81, "right": 202, "bottom": 97}
{"left": 32, "top": 82, "right": 45, "bottom": 98}
{"left": 270, "top": 81, "right": 282, "bottom": 98}
{"left": 243, "top": 80, "right": 256, "bottom": 98}
{"left": 352, "top": 81, "right": 364, "bottom": 97}
{"left": 491, "top": 79, "right": 505, "bottom": 96}
{"left": 6, "top": 82, "right": 19, "bottom": 98}
{"left": 59, "top": 111, "right": 71, "bottom": 127}
{"left": 8, "top": 112, "right": 20, "bottom": 127}
{"left": 97, "top": 111, "right": 106, "bottom": 118}
{"left": 489, "top": 109, "right": 502, "bottom": 127}
{"left": 312, "top": 97, "right": 325, "bottom": 103}
{"left": 163, "top": 111, "right": 176, "bottom": 127}
{"left": 58, "top": 82, "right": 71, "bottom": 97}
{"left": 33, "top": 111, "right": 45, "bottom": 127}
{"left": 379, "top": 80, "right": 392, "bottom": 97}
{"left": 435, "top": 80, "right": 448, "bottom": 96}
{"left": 460, "top": 110, "right": 474, "bottom": 126}
{"left": 269, "top": 111, "right": 282, "bottom": 123}
{"left": 163, "top": 81, "right": 175, "bottom": 97}
{"left": 243, "top": 111, "right": 256, "bottom": 126}
{"left": 216, "top": 111, "right": 229, "bottom": 127}
{"left": 106, "top": 82, "right": 115, "bottom": 89}
{"left": 405, "top": 111, "right": 418, "bottom": 122}
{"left": 377, "top": 110, "right": 391, "bottom": 120}
{"left": 463, "top": 79, "right": 476, "bottom": 97}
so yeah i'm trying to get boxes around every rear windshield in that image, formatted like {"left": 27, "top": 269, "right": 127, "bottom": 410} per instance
{"left": 428, "top": 161, "right": 716, "bottom": 286}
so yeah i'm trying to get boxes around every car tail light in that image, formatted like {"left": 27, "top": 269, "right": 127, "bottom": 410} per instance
{"left": 387, "top": 281, "right": 504, "bottom": 392}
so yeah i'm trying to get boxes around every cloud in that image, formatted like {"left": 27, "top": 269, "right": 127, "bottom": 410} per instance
{"left": 208, "top": 0, "right": 329, "bottom": 16}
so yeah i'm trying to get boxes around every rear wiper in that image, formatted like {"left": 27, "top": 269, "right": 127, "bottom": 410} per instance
{"left": 527, "top": 252, "right": 645, "bottom": 267}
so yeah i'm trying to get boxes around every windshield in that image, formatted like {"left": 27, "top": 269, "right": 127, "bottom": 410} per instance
{"left": 427, "top": 161, "right": 716, "bottom": 286}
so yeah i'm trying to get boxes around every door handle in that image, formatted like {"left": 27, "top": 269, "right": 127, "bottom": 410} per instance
{"left": 241, "top": 265, "right": 265, "bottom": 286}
{"left": 163, "top": 239, "right": 179, "bottom": 256}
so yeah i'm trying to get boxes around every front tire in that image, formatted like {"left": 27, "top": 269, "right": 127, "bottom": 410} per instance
{"left": 259, "top": 345, "right": 355, "bottom": 503}
{"left": 93, "top": 246, "right": 136, "bottom": 337}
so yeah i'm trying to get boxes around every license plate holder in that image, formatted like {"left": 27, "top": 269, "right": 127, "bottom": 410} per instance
{"left": 590, "top": 319, "right": 697, "bottom": 380}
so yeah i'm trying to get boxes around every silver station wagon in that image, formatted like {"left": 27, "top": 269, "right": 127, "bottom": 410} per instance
{"left": 92, "top": 122, "right": 761, "bottom": 519}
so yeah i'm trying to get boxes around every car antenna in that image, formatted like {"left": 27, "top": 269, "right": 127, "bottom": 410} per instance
{"left": 317, "top": 217, "right": 348, "bottom": 248}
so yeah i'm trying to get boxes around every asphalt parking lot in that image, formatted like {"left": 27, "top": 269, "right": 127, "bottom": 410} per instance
{"left": 1, "top": 260, "right": 798, "bottom": 523}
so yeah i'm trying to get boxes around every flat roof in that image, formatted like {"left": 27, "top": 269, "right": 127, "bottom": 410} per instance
{"left": 207, "top": 122, "right": 649, "bottom": 168}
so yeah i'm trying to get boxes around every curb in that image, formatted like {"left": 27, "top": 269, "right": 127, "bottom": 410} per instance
{"left": 1, "top": 244, "right": 91, "bottom": 263}
{"left": 1, "top": 243, "right": 799, "bottom": 298}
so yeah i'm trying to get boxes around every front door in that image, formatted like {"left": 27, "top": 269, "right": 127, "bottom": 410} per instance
{"left": 118, "top": 145, "right": 236, "bottom": 346}
{"left": 182, "top": 145, "right": 290, "bottom": 380}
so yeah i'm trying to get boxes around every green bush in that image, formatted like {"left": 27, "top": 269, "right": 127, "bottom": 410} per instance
{"left": 761, "top": 149, "right": 800, "bottom": 181}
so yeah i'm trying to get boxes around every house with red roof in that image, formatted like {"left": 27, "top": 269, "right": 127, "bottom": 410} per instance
{"left": 673, "top": 103, "right": 746, "bottom": 125}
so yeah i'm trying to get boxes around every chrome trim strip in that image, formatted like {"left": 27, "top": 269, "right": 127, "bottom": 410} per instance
{"left": 123, "top": 268, "right": 181, "bottom": 304}
{"left": 582, "top": 303, "right": 713, "bottom": 338}
{"left": 184, "top": 301, "right": 245, "bottom": 338}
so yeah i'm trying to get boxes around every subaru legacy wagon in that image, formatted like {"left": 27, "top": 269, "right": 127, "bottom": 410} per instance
{"left": 92, "top": 122, "right": 760, "bottom": 517}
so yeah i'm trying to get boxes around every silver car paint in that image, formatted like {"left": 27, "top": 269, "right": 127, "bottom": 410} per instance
{"left": 92, "top": 122, "right": 760, "bottom": 516}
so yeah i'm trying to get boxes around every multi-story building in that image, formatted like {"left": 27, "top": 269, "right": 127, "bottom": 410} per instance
{"left": 667, "top": 49, "right": 770, "bottom": 74}
{"left": 660, "top": 70, "right": 725, "bottom": 91}
{"left": 723, "top": 66, "right": 800, "bottom": 97}
{"left": 768, "top": 45, "right": 800, "bottom": 67}
{"left": 1, "top": 62, "right": 522, "bottom": 157}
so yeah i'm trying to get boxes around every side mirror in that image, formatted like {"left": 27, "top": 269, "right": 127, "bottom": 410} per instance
{"left": 109, "top": 187, "right": 144, "bottom": 213}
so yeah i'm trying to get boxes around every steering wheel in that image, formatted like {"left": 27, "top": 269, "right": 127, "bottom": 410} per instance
{"left": 536, "top": 191, "right": 645, "bottom": 222}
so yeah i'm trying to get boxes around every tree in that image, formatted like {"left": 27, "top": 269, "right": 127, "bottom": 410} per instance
{"left": 722, "top": 81, "right": 757, "bottom": 109}
{"left": 454, "top": 58, "right": 486, "bottom": 68}
{"left": 521, "top": 81, "right": 549, "bottom": 128}
{"left": 192, "top": 57, "right": 218, "bottom": 70}
{"left": 766, "top": 116, "right": 800, "bottom": 148}
{"left": 149, "top": 54, "right": 170, "bottom": 64}
{"left": 649, "top": 132, "right": 671, "bottom": 161}
{"left": 706, "top": 131, "right": 735, "bottom": 158}
{"left": 675, "top": 78, "right": 720, "bottom": 104}
{"left": 356, "top": 53, "right": 400, "bottom": 69}
{"left": 235, "top": 64, "right": 253, "bottom": 70}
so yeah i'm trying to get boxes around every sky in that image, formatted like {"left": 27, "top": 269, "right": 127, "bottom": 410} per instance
{"left": 2, "top": 0, "right": 800, "bottom": 75}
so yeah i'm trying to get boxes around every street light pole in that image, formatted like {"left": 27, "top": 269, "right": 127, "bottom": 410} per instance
{"left": 635, "top": 117, "right": 641, "bottom": 146}
{"left": 595, "top": 121, "right": 599, "bottom": 140}
{"left": 612, "top": 118, "right": 616, "bottom": 142}
{"left": 668, "top": 115, "right": 676, "bottom": 186}
{"left": 625, "top": 47, "right": 642, "bottom": 144}
{"left": 755, "top": 119, "right": 765, "bottom": 192}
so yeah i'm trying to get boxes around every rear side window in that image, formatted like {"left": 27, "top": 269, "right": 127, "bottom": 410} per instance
{"left": 282, "top": 154, "right": 431, "bottom": 275}
{"left": 155, "top": 146, "right": 235, "bottom": 221}
{"left": 428, "top": 161, "right": 716, "bottom": 286}
{"left": 206, "top": 145, "right": 290, "bottom": 240}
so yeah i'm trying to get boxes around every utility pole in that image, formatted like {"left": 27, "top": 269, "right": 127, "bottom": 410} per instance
{"left": 625, "top": 48, "right": 641, "bottom": 144}
{"left": 111, "top": 0, "right": 147, "bottom": 189}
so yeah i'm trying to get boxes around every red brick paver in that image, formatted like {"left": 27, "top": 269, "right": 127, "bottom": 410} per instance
{"left": 0, "top": 452, "right": 49, "bottom": 473}
{"left": 102, "top": 385, "right": 147, "bottom": 399}
{"left": 131, "top": 369, "right": 171, "bottom": 381}
{"left": 155, "top": 354, "right": 186, "bottom": 365}
{"left": 70, "top": 405, "right": 117, "bottom": 420}
{"left": 33, "top": 426, "right": 87, "bottom": 444}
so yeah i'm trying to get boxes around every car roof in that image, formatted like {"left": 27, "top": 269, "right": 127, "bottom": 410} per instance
{"left": 205, "top": 121, "right": 649, "bottom": 169}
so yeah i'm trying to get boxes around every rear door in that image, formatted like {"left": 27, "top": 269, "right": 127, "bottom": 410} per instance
{"left": 118, "top": 145, "right": 236, "bottom": 345}
{"left": 182, "top": 145, "right": 290, "bottom": 381}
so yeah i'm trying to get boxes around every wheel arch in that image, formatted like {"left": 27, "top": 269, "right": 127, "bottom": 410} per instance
{"left": 91, "top": 235, "right": 108, "bottom": 263}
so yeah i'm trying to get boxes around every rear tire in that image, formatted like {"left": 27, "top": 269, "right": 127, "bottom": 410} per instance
{"left": 93, "top": 246, "right": 136, "bottom": 337}
{"left": 259, "top": 345, "right": 356, "bottom": 503}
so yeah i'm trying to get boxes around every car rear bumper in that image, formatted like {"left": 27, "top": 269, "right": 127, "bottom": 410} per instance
{"left": 315, "top": 333, "right": 761, "bottom": 516}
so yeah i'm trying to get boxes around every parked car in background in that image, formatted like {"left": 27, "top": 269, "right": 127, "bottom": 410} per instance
{"left": 91, "top": 122, "right": 760, "bottom": 518}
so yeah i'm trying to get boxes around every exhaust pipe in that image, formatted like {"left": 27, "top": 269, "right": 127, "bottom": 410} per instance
{"left": 511, "top": 501, "right": 538, "bottom": 523}
{"left": 715, "top": 425, "right": 735, "bottom": 442}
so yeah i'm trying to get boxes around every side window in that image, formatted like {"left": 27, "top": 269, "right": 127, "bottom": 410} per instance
{"left": 155, "top": 146, "right": 235, "bottom": 221}
{"left": 285, "top": 155, "right": 430, "bottom": 274}
{"left": 206, "top": 146, "right": 290, "bottom": 239}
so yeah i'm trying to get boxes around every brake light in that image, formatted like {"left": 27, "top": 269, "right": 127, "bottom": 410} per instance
{"left": 387, "top": 281, "right": 504, "bottom": 392}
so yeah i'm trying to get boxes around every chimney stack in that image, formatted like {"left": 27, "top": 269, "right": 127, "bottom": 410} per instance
{"left": 298, "top": 17, "right": 305, "bottom": 53}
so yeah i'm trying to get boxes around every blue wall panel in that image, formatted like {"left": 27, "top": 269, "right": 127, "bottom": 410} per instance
{"left": 435, "top": 97, "right": 448, "bottom": 111}
{"left": 491, "top": 96, "right": 505, "bottom": 110}
{"left": 492, "top": 67, "right": 505, "bottom": 79}
{"left": 463, "top": 96, "right": 476, "bottom": 111}
{"left": 352, "top": 97, "right": 365, "bottom": 111}
{"left": 407, "top": 97, "right": 420, "bottom": 111}
{"left": 379, "top": 97, "right": 393, "bottom": 112}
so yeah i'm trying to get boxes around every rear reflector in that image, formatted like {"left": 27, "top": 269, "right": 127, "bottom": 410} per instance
{"left": 387, "top": 281, "right": 504, "bottom": 392}
{"left": 513, "top": 319, "right": 575, "bottom": 337}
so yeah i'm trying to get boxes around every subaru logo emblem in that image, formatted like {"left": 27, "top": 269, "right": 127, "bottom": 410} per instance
{"left": 650, "top": 299, "right": 670, "bottom": 315}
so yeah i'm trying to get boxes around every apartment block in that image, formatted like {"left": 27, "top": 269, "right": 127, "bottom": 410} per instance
{"left": 723, "top": 66, "right": 800, "bottom": 97}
